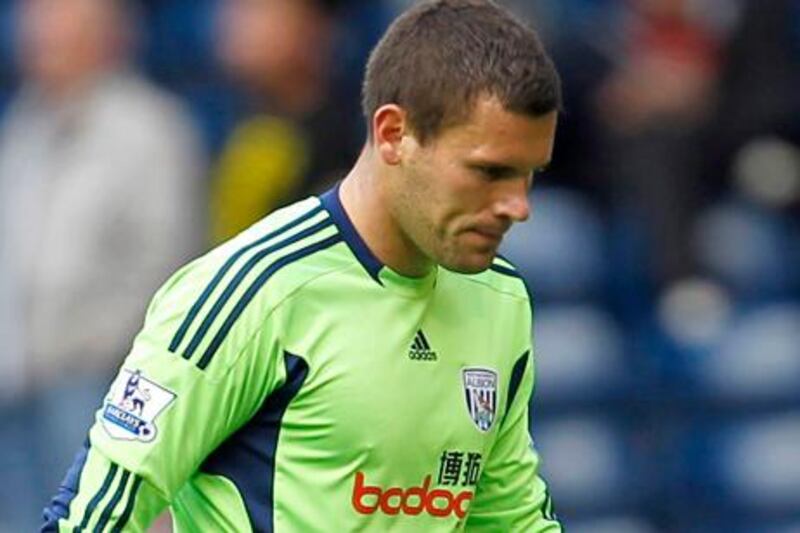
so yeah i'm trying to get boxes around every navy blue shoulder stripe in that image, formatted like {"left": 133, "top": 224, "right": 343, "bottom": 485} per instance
{"left": 110, "top": 475, "right": 142, "bottom": 533}
{"left": 93, "top": 469, "right": 130, "bottom": 532}
{"left": 181, "top": 215, "right": 334, "bottom": 361}
{"left": 319, "top": 184, "right": 384, "bottom": 283}
{"left": 74, "top": 463, "right": 118, "bottom": 532}
{"left": 201, "top": 352, "right": 310, "bottom": 533}
{"left": 490, "top": 259, "right": 534, "bottom": 316}
{"left": 169, "top": 203, "right": 325, "bottom": 353}
{"left": 543, "top": 488, "right": 558, "bottom": 522}
{"left": 196, "top": 233, "right": 343, "bottom": 370}
{"left": 503, "top": 350, "right": 530, "bottom": 427}
{"left": 489, "top": 262, "right": 521, "bottom": 278}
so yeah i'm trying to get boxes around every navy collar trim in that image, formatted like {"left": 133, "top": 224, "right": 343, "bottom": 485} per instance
{"left": 319, "top": 183, "right": 384, "bottom": 284}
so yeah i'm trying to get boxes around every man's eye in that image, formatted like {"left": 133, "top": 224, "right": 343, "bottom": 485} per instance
{"left": 478, "top": 166, "right": 512, "bottom": 180}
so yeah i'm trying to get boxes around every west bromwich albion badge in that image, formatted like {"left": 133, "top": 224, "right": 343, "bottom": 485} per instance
{"left": 462, "top": 368, "right": 498, "bottom": 432}
{"left": 101, "top": 369, "right": 175, "bottom": 442}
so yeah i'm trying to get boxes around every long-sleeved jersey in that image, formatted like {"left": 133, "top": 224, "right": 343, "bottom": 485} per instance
{"left": 42, "top": 185, "right": 560, "bottom": 532}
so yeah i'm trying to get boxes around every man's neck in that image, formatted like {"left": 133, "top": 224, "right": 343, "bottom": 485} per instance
{"left": 338, "top": 149, "right": 434, "bottom": 278}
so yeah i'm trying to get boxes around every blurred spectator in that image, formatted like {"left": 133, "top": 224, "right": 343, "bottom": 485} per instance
{"left": 209, "top": 0, "right": 363, "bottom": 242}
{"left": 0, "top": 0, "right": 204, "bottom": 528}
{"left": 700, "top": 0, "right": 800, "bottom": 204}
{"left": 594, "top": 0, "right": 727, "bottom": 284}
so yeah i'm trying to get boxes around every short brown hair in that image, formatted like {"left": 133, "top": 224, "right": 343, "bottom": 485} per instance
{"left": 362, "top": 0, "right": 562, "bottom": 144}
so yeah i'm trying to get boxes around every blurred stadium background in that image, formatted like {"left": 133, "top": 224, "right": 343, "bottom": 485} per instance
{"left": 0, "top": 0, "right": 798, "bottom": 531}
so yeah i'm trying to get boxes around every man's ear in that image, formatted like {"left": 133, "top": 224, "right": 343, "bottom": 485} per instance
{"left": 372, "top": 104, "right": 407, "bottom": 166}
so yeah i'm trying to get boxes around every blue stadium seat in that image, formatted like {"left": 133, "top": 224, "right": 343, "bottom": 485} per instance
{"left": 718, "top": 414, "right": 800, "bottom": 512}
{"left": 649, "top": 299, "right": 800, "bottom": 406}
{"left": 533, "top": 416, "right": 640, "bottom": 514}
{"left": 637, "top": 277, "right": 734, "bottom": 403}
{"left": 500, "top": 186, "right": 608, "bottom": 302}
{"left": 695, "top": 304, "right": 800, "bottom": 404}
{"left": 533, "top": 303, "right": 628, "bottom": 408}
{"left": 694, "top": 199, "right": 797, "bottom": 300}
{"left": 674, "top": 413, "right": 800, "bottom": 522}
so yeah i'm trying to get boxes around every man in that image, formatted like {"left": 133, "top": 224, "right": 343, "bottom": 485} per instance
{"left": 42, "top": 0, "right": 562, "bottom": 530}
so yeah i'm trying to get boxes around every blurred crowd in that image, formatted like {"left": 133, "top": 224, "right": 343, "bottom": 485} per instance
{"left": 0, "top": 0, "right": 797, "bottom": 531}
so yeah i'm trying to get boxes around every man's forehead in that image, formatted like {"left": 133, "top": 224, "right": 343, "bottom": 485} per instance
{"left": 441, "top": 99, "right": 557, "bottom": 161}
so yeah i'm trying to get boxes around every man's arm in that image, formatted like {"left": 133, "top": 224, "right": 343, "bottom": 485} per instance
{"left": 42, "top": 441, "right": 168, "bottom": 532}
{"left": 465, "top": 349, "right": 561, "bottom": 532}
{"left": 41, "top": 257, "right": 287, "bottom": 531}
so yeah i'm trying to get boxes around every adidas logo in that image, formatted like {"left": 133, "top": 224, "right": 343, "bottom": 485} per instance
{"left": 409, "top": 330, "right": 437, "bottom": 362}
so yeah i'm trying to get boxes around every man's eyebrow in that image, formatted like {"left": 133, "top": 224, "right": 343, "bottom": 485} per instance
{"left": 466, "top": 157, "right": 551, "bottom": 177}
{"left": 468, "top": 160, "right": 528, "bottom": 173}
{"left": 471, "top": 162, "right": 516, "bottom": 171}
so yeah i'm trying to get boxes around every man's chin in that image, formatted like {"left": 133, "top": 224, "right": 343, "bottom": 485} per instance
{"left": 438, "top": 251, "right": 497, "bottom": 274}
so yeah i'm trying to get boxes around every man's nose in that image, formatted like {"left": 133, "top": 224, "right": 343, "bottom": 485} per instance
{"left": 493, "top": 181, "right": 531, "bottom": 222}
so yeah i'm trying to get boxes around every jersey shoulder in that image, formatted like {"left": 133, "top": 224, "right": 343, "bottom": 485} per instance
{"left": 139, "top": 196, "right": 346, "bottom": 373}
{"left": 448, "top": 255, "right": 531, "bottom": 304}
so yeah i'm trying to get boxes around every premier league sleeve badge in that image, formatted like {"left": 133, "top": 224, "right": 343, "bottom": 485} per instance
{"left": 101, "top": 369, "right": 176, "bottom": 442}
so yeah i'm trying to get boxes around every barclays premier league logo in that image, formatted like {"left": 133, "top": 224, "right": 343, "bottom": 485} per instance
{"left": 102, "top": 369, "right": 175, "bottom": 442}
{"left": 462, "top": 368, "right": 498, "bottom": 432}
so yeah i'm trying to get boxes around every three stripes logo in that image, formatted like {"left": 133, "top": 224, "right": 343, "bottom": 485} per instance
{"left": 167, "top": 202, "right": 342, "bottom": 370}
{"left": 409, "top": 330, "right": 437, "bottom": 362}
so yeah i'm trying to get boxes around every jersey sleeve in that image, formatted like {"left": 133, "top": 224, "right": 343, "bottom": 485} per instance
{"left": 42, "top": 261, "right": 287, "bottom": 531}
{"left": 465, "top": 349, "right": 562, "bottom": 532}
{"left": 42, "top": 441, "right": 168, "bottom": 532}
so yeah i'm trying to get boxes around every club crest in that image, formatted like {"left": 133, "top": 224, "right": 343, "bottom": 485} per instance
{"left": 101, "top": 369, "right": 175, "bottom": 442}
{"left": 462, "top": 368, "right": 498, "bottom": 432}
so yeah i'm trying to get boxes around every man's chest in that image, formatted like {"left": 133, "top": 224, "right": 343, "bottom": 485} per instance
{"left": 275, "top": 291, "right": 517, "bottom": 480}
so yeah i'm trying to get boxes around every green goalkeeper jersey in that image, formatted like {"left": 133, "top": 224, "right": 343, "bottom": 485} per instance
{"left": 42, "top": 185, "right": 560, "bottom": 532}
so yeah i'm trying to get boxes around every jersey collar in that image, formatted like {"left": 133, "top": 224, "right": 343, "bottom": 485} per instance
{"left": 319, "top": 183, "right": 437, "bottom": 297}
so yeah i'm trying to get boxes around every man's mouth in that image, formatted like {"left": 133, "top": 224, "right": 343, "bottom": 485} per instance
{"left": 466, "top": 228, "right": 505, "bottom": 246}
{"left": 471, "top": 226, "right": 507, "bottom": 240}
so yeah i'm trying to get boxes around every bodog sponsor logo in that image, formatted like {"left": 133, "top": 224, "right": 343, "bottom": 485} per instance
{"left": 352, "top": 472, "right": 473, "bottom": 519}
